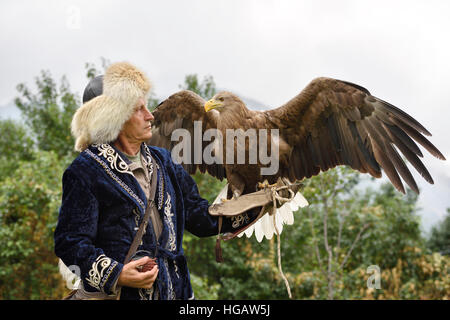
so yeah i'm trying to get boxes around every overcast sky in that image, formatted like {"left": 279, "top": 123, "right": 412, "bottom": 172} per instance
{"left": 0, "top": 0, "right": 449, "bottom": 231}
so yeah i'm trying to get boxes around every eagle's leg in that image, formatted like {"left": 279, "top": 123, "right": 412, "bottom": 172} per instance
{"left": 229, "top": 172, "right": 246, "bottom": 200}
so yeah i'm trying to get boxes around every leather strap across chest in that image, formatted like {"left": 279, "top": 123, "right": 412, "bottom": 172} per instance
{"left": 123, "top": 155, "right": 159, "bottom": 264}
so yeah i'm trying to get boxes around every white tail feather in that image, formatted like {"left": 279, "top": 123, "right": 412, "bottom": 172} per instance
{"left": 254, "top": 219, "right": 265, "bottom": 242}
{"left": 261, "top": 214, "right": 274, "bottom": 240}
{"left": 294, "top": 192, "right": 309, "bottom": 207}
{"left": 212, "top": 185, "right": 309, "bottom": 242}
{"left": 244, "top": 224, "right": 255, "bottom": 238}
{"left": 279, "top": 204, "right": 294, "bottom": 225}
{"left": 287, "top": 201, "right": 298, "bottom": 212}
{"left": 237, "top": 191, "right": 308, "bottom": 241}
{"left": 274, "top": 210, "right": 283, "bottom": 234}
{"left": 58, "top": 259, "right": 81, "bottom": 290}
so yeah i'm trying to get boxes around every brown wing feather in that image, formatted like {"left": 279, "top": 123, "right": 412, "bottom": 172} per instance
{"left": 265, "top": 77, "right": 445, "bottom": 194}
{"left": 148, "top": 90, "right": 226, "bottom": 180}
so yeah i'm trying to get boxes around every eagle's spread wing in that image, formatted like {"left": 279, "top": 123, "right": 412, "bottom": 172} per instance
{"left": 266, "top": 77, "right": 445, "bottom": 194}
{"left": 148, "top": 90, "right": 226, "bottom": 180}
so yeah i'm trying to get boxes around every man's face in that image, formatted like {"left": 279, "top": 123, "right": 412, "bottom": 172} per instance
{"left": 121, "top": 98, "right": 154, "bottom": 143}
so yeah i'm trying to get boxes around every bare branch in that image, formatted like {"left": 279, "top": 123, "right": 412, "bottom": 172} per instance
{"left": 336, "top": 212, "right": 344, "bottom": 252}
{"left": 340, "top": 223, "right": 370, "bottom": 270}
{"left": 320, "top": 177, "right": 335, "bottom": 300}
{"left": 308, "top": 208, "right": 324, "bottom": 275}
{"left": 337, "top": 203, "right": 351, "bottom": 252}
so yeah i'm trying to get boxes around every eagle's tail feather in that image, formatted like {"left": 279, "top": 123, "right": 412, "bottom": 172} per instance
{"left": 58, "top": 259, "right": 81, "bottom": 290}
{"left": 237, "top": 191, "right": 309, "bottom": 242}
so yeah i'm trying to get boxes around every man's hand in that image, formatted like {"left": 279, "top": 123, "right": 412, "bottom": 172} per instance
{"left": 117, "top": 257, "right": 159, "bottom": 289}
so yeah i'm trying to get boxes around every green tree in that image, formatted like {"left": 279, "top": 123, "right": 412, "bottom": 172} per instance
{"left": 427, "top": 208, "right": 450, "bottom": 255}
{"left": 0, "top": 120, "right": 35, "bottom": 180}
{"left": 0, "top": 151, "right": 66, "bottom": 299}
{"left": 15, "top": 71, "right": 79, "bottom": 159}
{"left": 303, "top": 175, "right": 423, "bottom": 299}
{"left": 179, "top": 74, "right": 216, "bottom": 101}
{"left": 1, "top": 60, "right": 106, "bottom": 299}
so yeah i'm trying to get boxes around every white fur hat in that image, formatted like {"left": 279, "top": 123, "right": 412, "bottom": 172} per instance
{"left": 71, "top": 62, "right": 151, "bottom": 152}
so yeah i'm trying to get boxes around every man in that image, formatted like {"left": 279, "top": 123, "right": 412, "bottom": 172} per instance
{"left": 54, "top": 62, "right": 256, "bottom": 300}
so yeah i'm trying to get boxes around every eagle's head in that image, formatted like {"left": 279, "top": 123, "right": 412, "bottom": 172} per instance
{"left": 204, "top": 91, "right": 246, "bottom": 114}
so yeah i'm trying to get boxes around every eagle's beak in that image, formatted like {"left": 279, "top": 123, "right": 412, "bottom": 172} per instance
{"left": 204, "top": 99, "right": 222, "bottom": 112}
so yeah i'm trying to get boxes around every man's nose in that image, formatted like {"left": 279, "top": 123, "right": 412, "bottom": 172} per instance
{"left": 145, "top": 109, "right": 154, "bottom": 121}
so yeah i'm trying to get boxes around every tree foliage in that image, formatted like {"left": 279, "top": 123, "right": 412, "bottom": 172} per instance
{"left": 427, "top": 208, "right": 450, "bottom": 255}
{"left": 0, "top": 151, "right": 66, "bottom": 299}
{"left": 0, "top": 120, "right": 35, "bottom": 180}
{"left": 15, "top": 71, "right": 79, "bottom": 159}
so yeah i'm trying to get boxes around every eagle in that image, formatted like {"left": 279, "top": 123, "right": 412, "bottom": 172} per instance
{"left": 149, "top": 77, "right": 445, "bottom": 241}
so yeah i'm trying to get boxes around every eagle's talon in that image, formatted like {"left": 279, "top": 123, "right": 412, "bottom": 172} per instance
{"left": 257, "top": 180, "right": 277, "bottom": 190}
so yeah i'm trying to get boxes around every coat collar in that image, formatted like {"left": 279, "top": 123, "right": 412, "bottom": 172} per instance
{"left": 95, "top": 143, "right": 134, "bottom": 175}
{"left": 89, "top": 143, "right": 154, "bottom": 175}
{"left": 107, "top": 143, "right": 153, "bottom": 167}
{"left": 83, "top": 143, "right": 167, "bottom": 216}
{"left": 84, "top": 143, "right": 148, "bottom": 213}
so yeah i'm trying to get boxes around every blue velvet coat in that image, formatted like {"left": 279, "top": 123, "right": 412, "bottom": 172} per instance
{"left": 54, "top": 143, "right": 254, "bottom": 300}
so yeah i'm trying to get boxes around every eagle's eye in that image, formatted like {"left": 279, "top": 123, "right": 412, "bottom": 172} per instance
{"left": 218, "top": 97, "right": 224, "bottom": 102}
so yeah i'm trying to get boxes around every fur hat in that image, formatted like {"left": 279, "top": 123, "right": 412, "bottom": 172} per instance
{"left": 71, "top": 62, "right": 151, "bottom": 152}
